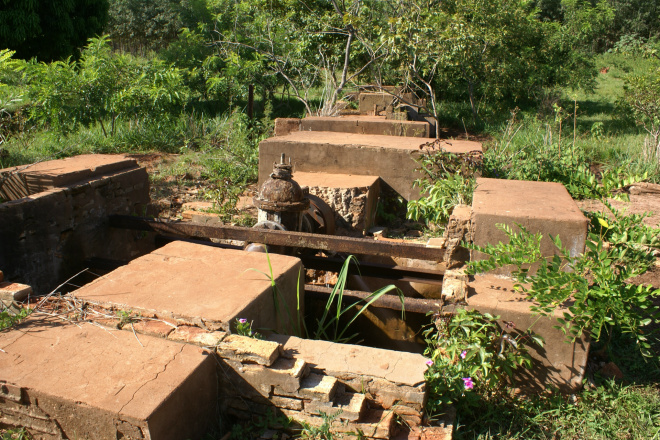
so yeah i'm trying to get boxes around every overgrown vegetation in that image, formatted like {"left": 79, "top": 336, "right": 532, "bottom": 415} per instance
{"left": 0, "top": 304, "right": 30, "bottom": 331}
{"left": 467, "top": 201, "right": 660, "bottom": 355}
{"left": 2, "top": 1, "right": 660, "bottom": 439}
{"left": 424, "top": 309, "right": 542, "bottom": 415}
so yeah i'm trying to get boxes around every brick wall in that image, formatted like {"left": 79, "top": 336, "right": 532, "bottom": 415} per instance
{"left": 0, "top": 167, "right": 153, "bottom": 294}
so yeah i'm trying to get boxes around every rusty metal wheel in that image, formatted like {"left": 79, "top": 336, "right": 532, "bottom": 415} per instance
{"left": 302, "top": 194, "right": 335, "bottom": 235}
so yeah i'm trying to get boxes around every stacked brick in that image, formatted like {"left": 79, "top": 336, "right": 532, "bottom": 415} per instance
{"left": 216, "top": 334, "right": 432, "bottom": 439}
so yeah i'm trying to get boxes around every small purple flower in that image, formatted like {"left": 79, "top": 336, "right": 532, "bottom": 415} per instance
{"left": 462, "top": 377, "right": 474, "bottom": 390}
{"left": 238, "top": 318, "right": 247, "bottom": 324}
{"left": 460, "top": 350, "right": 467, "bottom": 360}
{"left": 425, "top": 360, "right": 433, "bottom": 366}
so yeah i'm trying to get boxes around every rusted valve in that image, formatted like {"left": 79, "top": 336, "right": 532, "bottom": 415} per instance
{"left": 253, "top": 153, "right": 310, "bottom": 231}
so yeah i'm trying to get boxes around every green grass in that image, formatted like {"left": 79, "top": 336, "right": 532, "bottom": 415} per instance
{"left": 478, "top": 52, "right": 660, "bottom": 184}
{"left": 453, "top": 328, "right": 660, "bottom": 440}
{"left": 454, "top": 381, "right": 660, "bottom": 440}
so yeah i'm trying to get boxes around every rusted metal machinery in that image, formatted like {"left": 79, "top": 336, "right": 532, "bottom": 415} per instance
{"left": 253, "top": 153, "right": 310, "bottom": 232}
{"left": 253, "top": 153, "right": 335, "bottom": 235}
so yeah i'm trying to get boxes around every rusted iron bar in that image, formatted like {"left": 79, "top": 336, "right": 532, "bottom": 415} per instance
{"left": 305, "top": 285, "right": 457, "bottom": 315}
{"left": 300, "top": 255, "right": 443, "bottom": 285}
{"left": 109, "top": 215, "right": 445, "bottom": 261}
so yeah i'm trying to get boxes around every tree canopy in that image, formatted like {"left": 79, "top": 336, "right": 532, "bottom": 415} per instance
{"left": 0, "top": 0, "right": 109, "bottom": 61}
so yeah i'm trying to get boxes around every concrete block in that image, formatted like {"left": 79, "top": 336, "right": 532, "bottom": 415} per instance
{"left": 358, "top": 92, "right": 418, "bottom": 115}
{"left": 218, "top": 334, "right": 281, "bottom": 366}
{"left": 0, "top": 154, "right": 139, "bottom": 201}
{"left": 471, "top": 178, "right": 588, "bottom": 275}
{"left": 274, "top": 118, "right": 302, "bottom": 136}
{"left": 130, "top": 320, "right": 175, "bottom": 338}
{"left": 219, "top": 358, "right": 273, "bottom": 400}
{"left": 443, "top": 204, "right": 472, "bottom": 267}
{"left": 0, "top": 166, "right": 152, "bottom": 295}
{"left": 441, "top": 269, "right": 468, "bottom": 303}
{"left": 467, "top": 274, "right": 590, "bottom": 393}
{"left": 168, "top": 326, "right": 226, "bottom": 347}
{"left": 240, "top": 357, "right": 307, "bottom": 393}
{"left": 366, "top": 379, "right": 426, "bottom": 410}
{"left": 296, "top": 373, "right": 338, "bottom": 402}
{"left": 399, "top": 426, "right": 453, "bottom": 440}
{"left": 281, "top": 407, "right": 394, "bottom": 439}
{"left": 294, "top": 171, "right": 380, "bottom": 232}
{"left": 269, "top": 395, "right": 304, "bottom": 411}
{"left": 269, "top": 334, "right": 428, "bottom": 387}
{"left": 0, "top": 282, "right": 32, "bottom": 302}
{"left": 259, "top": 131, "right": 481, "bottom": 201}
{"left": 301, "top": 116, "right": 430, "bottom": 137}
{"left": 0, "top": 315, "right": 218, "bottom": 440}
{"left": 72, "top": 241, "right": 304, "bottom": 336}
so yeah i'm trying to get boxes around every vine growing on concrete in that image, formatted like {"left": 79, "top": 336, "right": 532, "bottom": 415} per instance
{"left": 466, "top": 201, "right": 660, "bottom": 355}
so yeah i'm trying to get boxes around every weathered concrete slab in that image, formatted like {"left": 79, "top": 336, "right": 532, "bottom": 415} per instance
{"left": 301, "top": 116, "right": 430, "bottom": 138}
{"left": 471, "top": 178, "right": 588, "bottom": 274}
{"left": 467, "top": 274, "right": 589, "bottom": 393}
{"left": 259, "top": 131, "right": 481, "bottom": 201}
{"left": 72, "top": 241, "right": 304, "bottom": 333}
{"left": 0, "top": 315, "right": 217, "bottom": 440}
{"left": 294, "top": 171, "right": 380, "bottom": 232}
{"left": 0, "top": 154, "right": 139, "bottom": 201}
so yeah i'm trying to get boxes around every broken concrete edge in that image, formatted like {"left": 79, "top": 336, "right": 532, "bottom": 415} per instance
{"left": 66, "top": 295, "right": 231, "bottom": 333}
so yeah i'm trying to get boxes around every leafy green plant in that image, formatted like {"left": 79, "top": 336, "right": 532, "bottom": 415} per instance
{"left": 250, "top": 253, "right": 403, "bottom": 343}
{"left": 467, "top": 203, "right": 660, "bottom": 354}
{"left": 407, "top": 140, "right": 482, "bottom": 227}
{"left": 116, "top": 309, "right": 136, "bottom": 329}
{"left": 1, "top": 427, "right": 32, "bottom": 440}
{"left": 298, "top": 411, "right": 347, "bottom": 440}
{"left": 484, "top": 113, "right": 648, "bottom": 200}
{"left": 452, "top": 377, "right": 660, "bottom": 440}
{"left": 234, "top": 318, "right": 262, "bottom": 339}
{"left": 228, "top": 411, "right": 291, "bottom": 439}
{"left": 27, "top": 36, "right": 190, "bottom": 137}
{"left": 0, "top": 303, "right": 31, "bottom": 331}
{"left": 311, "top": 255, "right": 403, "bottom": 344}
{"left": 424, "top": 308, "right": 539, "bottom": 415}
{"left": 202, "top": 178, "right": 243, "bottom": 223}
{"left": 619, "top": 64, "right": 660, "bottom": 160}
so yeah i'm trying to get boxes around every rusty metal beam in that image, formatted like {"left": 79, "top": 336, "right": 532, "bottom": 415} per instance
{"left": 304, "top": 285, "right": 458, "bottom": 315}
{"left": 109, "top": 215, "right": 445, "bottom": 261}
{"left": 300, "top": 255, "right": 443, "bottom": 285}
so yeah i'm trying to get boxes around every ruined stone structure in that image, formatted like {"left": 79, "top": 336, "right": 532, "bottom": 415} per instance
{"left": 0, "top": 88, "right": 594, "bottom": 439}
{"left": 0, "top": 155, "right": 153, "bottom": 295}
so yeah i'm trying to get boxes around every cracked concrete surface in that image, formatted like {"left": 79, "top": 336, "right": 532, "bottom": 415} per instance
{"left": 0, "top": 315, "right": 218, "bottom": 440}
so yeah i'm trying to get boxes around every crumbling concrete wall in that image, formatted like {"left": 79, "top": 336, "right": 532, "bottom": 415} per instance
{"left": 0, "top": 166, "right": 153, "bottom": 294}
{"left": 217, "top": 333, "right": 438, "bottom": 439}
